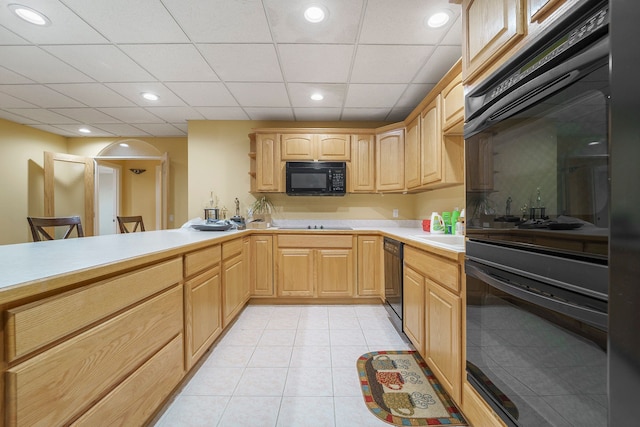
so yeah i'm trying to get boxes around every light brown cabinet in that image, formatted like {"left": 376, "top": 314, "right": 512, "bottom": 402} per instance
{"left": 463, "top": 0, "right": 525, "bottom": 82}
{"left": 222, "top": 238, "right": 247, "bottom": 327}
{"left": 252, "top": 133, "right": 281, "bottom": 192}
{"left": 403, "top": 245, "right": 463, "bottom": 404}
{"left": 376, "top": 128, "right": 405, "bottom": 192}
{"left": 420, "top": 96, "right": 443, "bottom": 185}
{"left": 441, "top": 72, "right": 464, "bottom": 133}
{"left": 250, "top": 235, "right": 274, "bottom": 296}
{"left": 357, "top": 235, "right": 381, "bottom": 297}
{"left": 276, "top": 234, "right": 355, "bottom": 298}
{"left": 281, "top": 133, "right": 350, "bottom": 161}
{"left": 404, "top": 116, "right": 421, "bottom": 190}
{"left": 349, "top": 134, "right": 376, "bottom": 192}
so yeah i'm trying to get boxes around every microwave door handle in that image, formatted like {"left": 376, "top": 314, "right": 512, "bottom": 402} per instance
{"left": 466, "top": 261, "right": 607, "bottom": 331}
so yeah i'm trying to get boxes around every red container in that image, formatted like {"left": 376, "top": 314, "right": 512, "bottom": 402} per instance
{"left": 422, "top": 219, "right": 431, "bottom": 232}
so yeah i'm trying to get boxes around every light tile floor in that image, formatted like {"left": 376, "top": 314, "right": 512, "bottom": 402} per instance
{"left": 154, "top": 304, "right": 413, "bottom": 427}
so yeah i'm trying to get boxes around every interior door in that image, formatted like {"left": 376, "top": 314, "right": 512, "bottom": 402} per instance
{"left": 44, "top": 152, "right": 95, "bottom": 236}
{"left": 96, "top": 163, "right": 120, "bottom": 235}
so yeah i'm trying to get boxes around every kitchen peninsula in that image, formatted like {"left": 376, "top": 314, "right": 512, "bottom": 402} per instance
{"left": 0, "top": 226, "right": 464, "bottom": 426}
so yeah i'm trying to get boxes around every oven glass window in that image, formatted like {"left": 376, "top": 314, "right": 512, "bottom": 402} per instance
{"left": 466, "top": 63, "right": 609, "bottom": 259}
{"left": 467, "top": 275, "right": 607, "bottom": 426}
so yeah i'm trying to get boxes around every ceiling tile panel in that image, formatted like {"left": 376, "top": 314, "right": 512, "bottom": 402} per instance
{"left": 162, "top": 0, "right": 272, "bottom": 43}
{"left": 29, "top": 124, "right": 78, "bottom": 136}
{"left": 288, "top": 83, "right": 346, "bottom": 108}
{"left": 120, "top": 44, "right": 219, "bottom": 82}
{"left": 0, "top": 85, "right": 84, "bottom": 108}
{"left": 344, "top": 84, "right": 406, "bottom": 108}
{"left": 165, "top": 82, "right": 238, "bottom": 107}
{"left": 105, "top": 83, "right": 187, "bottom": 107}
{"left": 0, "top": 46, "right": 93, "bottom": 83}
{"left": 278, "top": 44, "right": 354, "bottom": 83}
{"left": 96, "top": 107, "right": 165, "bottom": 124}
{"left": 198, "top": 44, "right": 283, "bottom": 82}
{"left": 413, "top": 45, "right": 462, "bottom": 84}
{"left": 144, "top": 106, "right": 206, "bottom": 122}
{"left": 395, "top": 84, "right": 435, "bottom": 108}
{"left": 0, "top": 66, "right": 34, "bottom": 84}
{"left": 194, "top": 107, "right": 250, "bottom": 120}
{"left": 43, "top": 45, "right": 155, "bottom": 82}
{"left": 62, "top": 0, "right": 189, "bottom": 43}
{"left": 0, "top": 0, "right": 108, "bottom": 44}
{"left": 294, "top": 108, "right": 342, "bottom": 121}
{"left": 264, "top": 0, "right": 363, "bottom": 43}
{"left": 359, "top": 0, "right": 458, "bottom": 44}
{"left": 226, "top": 83, "right": 290, "bottom": 107}
{"left": 91, "top": 123, "right": 150, "bottom": 137}
{"left": 6, "top": 108, "right": 79, "bottom": 124}
{"left": 0, "top": 26, "right": 29, "bottom": 45}
{"left": 341, "top": 108, "right": 390, "bottom": 121}
{"left": 441, "top": 16, "right": 463, "bottom": 45}
{"left": 132, "top": 123, "right": 185, "bottom": 136}
{"left": 244, "top": 107, "right": 294, "bottom": 120}
{"left": 0, "top": 91, "right": 37, "bottom": 108}
{"left": 0, "top": 110, "right": 41, "bottom": 124}
{"left": 47, "top": 83, "right": 135, "bottom": 107}
{"left": 351, "top": 45, "right": 435, "bottom": 83}
{"left": 51, "top": 108, "right": 122, "bottom": 124}
{"left": 51, "top": 124, "right": 114, "bottom": 136}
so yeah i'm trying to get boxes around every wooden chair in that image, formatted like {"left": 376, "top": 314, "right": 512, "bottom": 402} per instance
{"left": 27, "top": 216, "right": 84, "bottom": 241}
{"left": 117, "top": 216, "right": 145, "bottom": 233}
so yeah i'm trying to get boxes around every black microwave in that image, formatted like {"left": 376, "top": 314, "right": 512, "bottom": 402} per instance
{"left": 285, "top": 161, "right": 346, "bottom": 196}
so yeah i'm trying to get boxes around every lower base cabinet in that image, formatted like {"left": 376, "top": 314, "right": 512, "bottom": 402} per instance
{"left": 403, "top": 266, "right": 425, "bottom": 354}
{"left": 185, "top": 267, "right": 222, "bottom": 369}
{"left": 222, "top": 239, "right": 247, "bottom": 327}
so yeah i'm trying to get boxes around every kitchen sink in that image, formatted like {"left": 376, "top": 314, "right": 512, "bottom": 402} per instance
{"left": 412, "top": 234, "right": 465, "bottom": 247}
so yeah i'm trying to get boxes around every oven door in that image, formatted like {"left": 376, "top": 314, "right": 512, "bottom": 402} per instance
{"left": 466, "top": 258, "right": 607, "bottom": 427}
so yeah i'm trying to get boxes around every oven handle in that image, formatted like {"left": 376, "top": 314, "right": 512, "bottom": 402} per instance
{"left": 466, "top": 260, "right": 607, "bottom": 331}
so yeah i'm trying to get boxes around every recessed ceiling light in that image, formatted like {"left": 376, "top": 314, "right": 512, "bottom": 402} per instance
{"left": 304, "top": 5, "right": 327, "bottom": 23}
{"left": 310, "top": 93, "right": 324, "bottom": 101}
{"left": 78, "top": 127, "right": 91, "bottom": 134}
{"left": 141, "top": 92, "right": 159, "bottom": 101}
{"left": 119, "top": 142, "right": 130, "bottom": 147}
{"left": 426, "top": 11, "right": 450, "bottom": 28}
{"left": 9, "top": 4, "right": 50, "bottom": 26}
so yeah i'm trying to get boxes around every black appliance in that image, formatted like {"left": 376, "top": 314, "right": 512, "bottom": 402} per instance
{"left": 383, "top": 237, "right": 403, "bottom": 333}
{"left": 464, "top": 1, "right": 610, "bottom": 426}
{"left": 285, "top": 161, "right": 346, "bottom": 196}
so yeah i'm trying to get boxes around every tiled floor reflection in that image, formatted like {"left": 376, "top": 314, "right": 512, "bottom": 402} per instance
{"left": 154, "top": 304, "right": 412, "bottom": 427}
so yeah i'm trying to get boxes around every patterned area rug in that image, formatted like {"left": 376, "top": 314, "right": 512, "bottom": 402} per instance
{"left": 357, "top": 351, "right": 467, "bottom": 426}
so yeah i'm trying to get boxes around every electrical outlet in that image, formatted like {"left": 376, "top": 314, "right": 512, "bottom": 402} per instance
{"left": 393, "top": 209, "right": 399, "bottom": 218}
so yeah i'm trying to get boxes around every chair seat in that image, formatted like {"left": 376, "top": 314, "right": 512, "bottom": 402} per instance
{"left": 117, "top": 216, "right": 145, "bottom": 233}
{"left": 27, "top": 216, "right": 84, "bottom": 241}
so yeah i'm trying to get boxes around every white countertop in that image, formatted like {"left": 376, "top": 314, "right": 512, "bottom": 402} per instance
{"left": 0, "top": 225, "right": 464, "bottom": 293}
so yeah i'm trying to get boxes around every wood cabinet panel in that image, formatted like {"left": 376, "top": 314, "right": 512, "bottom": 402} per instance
{"left": 251, "top": 235, "right": 274, "bottom": 296}
{"left": 222, "top": 252, "right": 245, "bottom": 327}
{"left": 376, "top": 128, "right": 405, "bottom": 192}
{"left": 441, "top": 72, "right": 464, "bottom": 133}
{"left": 184, "top": 245, "right": 221, "bottom": 277}
{"left": 71, "top": 334, "right": 184, "bottom": 427}
{"left": 185, "top": 267, "right": 221, "bottom": 369}
{"left": 357, "top": 236, "right": 381, "bottom": 296}
{"left": 281, "top": 134, "right": 314, "bottom": 160}
{"left": 277, "top": 234, "right": 353, "bottom": 249}
{"left": 6, "top": 285, "right": 183, "bottom": 427}
{"left": 256, "top": 133, "right": 281, "bottom": 192}
{"left": 277, "top": 248, "right": 314, "bottom": 297}
{"left": 349, "top": 134, "right": 375, "bottom": 192}
{"left": 426, "top": 280, "right": 461, "bottom": 402}
{"left": 405, "top": 115, "right": 421, "bottom": 189}
{"left": 403, "top": 266, "right": 425, "bottom": 355}
{"left": 404, "top": 246, "right": 460, "bottom": 293}
{"left": 317, "top": 134, "right": 350, "bottom": 160}
{"left": 316, "top": 249, "right": 354, "bottom": 297}
{"left": 421, "top": 96, "right": 442, "bottom": 185}
{"left": 222, "top": 238, "right": 243, "bottom": 259}
{"left": 462, "top": 382, "right": 508, "bottom": 427}
{"left": 6, "top": 257, "right": 182, "bottom": 362}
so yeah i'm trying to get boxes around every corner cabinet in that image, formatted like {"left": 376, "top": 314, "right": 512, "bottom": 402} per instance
{"left": 403, "top": 245, "right": 463, "bottom": 404}
{"left": 376, "top": 128, "right": 405, "bottom": 192}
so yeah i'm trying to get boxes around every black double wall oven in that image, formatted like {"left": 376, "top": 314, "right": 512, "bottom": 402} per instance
{"left": 464, "top": 2, "right": 609, "bottom": 426}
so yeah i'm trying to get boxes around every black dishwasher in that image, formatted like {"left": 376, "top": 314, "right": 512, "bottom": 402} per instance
{"left": 383, "top": 237, "right": 404, "bottom": 333}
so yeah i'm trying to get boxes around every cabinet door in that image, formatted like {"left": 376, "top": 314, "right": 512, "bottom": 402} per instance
{"left": 426, "top": 279, "right": 461, "bottom": 402}
{"left": 277, "top": 248, "right": 314, "bottom": 297}
{"left": 317, "top": 134, "right": 350, "bottom": 160}
{"left": 281, "top": 134, "right": 315, "bottom": 160}
{"left": 251, "top": 235, "right": 274, "bottom": 296}
{"left": 376, "top": 128, "right": 405, "bottom": 191}
{"left": 403, "top": 266, "right": 425, "bottom": 355}
{"left": 316, "top": 249, "right": 354, "bottom": 297}
{"left": 441, "top": 72, "right": 464, "bottom": 133}
{"left": 256, "top": 133, "right": 281, "bottom": 192}
{"left": 421, "top": 96, "right": 442, "bottom": 185}
{"left": 242, "top": 237, "right": 251, "bottom": 301}
{"left": 405, "top": 115, "right": 421, "bottom": 189}
{"left": 185, "top": 267, "right": 221, "bottom": 369}
{"left": 349, "top": 134, "right": 375, "bottom": 192}
{"left": 357, "top": 236, "right": 380, "bottom": 296}
{"left": 222, "top": 253, "right": 245, "bottom": 327}
{"left": 463, "top": 0, "right": 525, "bottom": 81}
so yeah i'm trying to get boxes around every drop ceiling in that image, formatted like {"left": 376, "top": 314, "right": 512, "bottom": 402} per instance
{"left": 0, "top": 0, "right": 462, "bottom": 137}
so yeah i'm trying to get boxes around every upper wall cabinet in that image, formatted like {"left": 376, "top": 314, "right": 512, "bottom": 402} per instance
{"left": 404, "top": 116, "right": 421, "bottom": 190}
{"left": 462, "top": 0, "right": 525, "bottom": 82}
{"left": 250, "top": 133, "right": 282, "bottom": 193}
{"left": 281, "top": 133, "right": 350, "bottom": 161}
{"left": 441, "top": 72, "right": 464, "bottom": 134}
{"left": 349, "top": 134, "right": 376, "bottom": 192}
{"left": 376, "top": 128, "right": 405, "bottom": 192}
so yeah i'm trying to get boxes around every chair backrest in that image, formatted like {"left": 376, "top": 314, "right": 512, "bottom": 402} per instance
{"left": 27, "top": 216, "right": 84, "bottom": 241}
{"left": 117, "top": 215, "right": 145, "bottom": 233}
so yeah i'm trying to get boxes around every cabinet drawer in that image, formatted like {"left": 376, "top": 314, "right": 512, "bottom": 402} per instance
{"left": 6, "top": 285, "right": 183, "bottom": 427}
{"left": 71, "top": 334, "right": 184, "bottom": 427}
{"left": 184, "top": 244, "right": 221, "bottom": 277}
{"left": 222, "top": 238, "right": 243, "bottom": 259}
{"left": 277, "top": 234, "right": 353, "bottom": 249}
{"left": 6, "top": 258, "right": 182, "bottom": 362}
{"left": 404, "top": 246, "right": 459, "bottom": 293}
